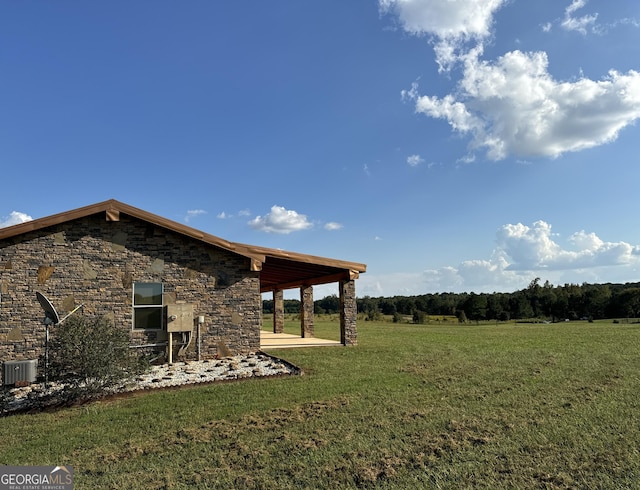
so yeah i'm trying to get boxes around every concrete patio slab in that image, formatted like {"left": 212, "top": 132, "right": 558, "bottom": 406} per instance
{"left": 260, "top": 331, "right": 342, "bottom": 349}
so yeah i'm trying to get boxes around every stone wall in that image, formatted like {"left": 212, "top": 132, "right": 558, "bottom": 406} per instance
{"left": 0, "top": 213, "right": 261, "bottom": 381}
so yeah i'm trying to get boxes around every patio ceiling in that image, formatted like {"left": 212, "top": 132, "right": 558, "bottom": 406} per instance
{"left": 257, "top": 255, "right": 361, "bottom": 293}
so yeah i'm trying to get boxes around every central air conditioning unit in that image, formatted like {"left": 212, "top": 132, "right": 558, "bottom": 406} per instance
{"left": 3, "top": 359, "right": 38, "bottom": 386}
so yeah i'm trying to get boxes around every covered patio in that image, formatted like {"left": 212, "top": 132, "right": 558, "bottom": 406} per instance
{"left": 239, "top": 244, "right": 366, "bottom": 349}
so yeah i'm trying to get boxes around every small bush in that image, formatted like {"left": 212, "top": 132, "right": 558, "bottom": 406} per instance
{"left": 44, "top": 315, "right": 146, "bottom": 404}
{"left": 412, "top": 310, "right": 427, "bottom": 324}
{"left": 365, "top": 310, "right": 382, "bottom": 321}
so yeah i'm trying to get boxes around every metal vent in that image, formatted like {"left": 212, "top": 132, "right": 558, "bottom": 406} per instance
{"left": 3, "top": 360, "right": 38, "bottom": 386}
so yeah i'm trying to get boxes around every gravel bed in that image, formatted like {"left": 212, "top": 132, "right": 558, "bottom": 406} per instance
{"left": 1, "top": 352, "right": 300, "bottom": 416}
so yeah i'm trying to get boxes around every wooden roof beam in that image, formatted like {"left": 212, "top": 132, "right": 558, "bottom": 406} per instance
{"left": 260, "top": 270, "right": 354, "bottom": 293}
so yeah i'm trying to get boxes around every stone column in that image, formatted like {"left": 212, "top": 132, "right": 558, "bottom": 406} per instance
{"left": 300, "top": 285, "right": 314, "bottom": 338}
{"left": 340, "top": 279, "right": 357, "bottom": 346}
{"left": 273, "top": 289, "right": 284, "bottom": 333}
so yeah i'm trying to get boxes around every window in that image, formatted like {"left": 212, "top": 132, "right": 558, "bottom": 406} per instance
{"left": 133, "top": 282, "right": 163, "bottom": 330}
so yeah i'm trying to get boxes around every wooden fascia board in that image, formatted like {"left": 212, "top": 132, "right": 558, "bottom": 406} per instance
{"left": 237, "top": 243, "right": 367, "bottom": 274}
{"left": 0, "top": 200, "right": 115, "bottom": 240}
{"left": 108, "top": 201, "right": 234, "bottom": 250}
{"left": 105, "top": 203, "right": 268, "bottom": 267}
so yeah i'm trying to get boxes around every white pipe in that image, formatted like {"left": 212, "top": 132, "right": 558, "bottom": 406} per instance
{"left": 197, "top": 315, "right": 204, "bottom": 361}
{"left": 197, "top": 324, "right": 201, "bottom": 361}
{"left": 128, "top": 341, "right": 188, "bottom": 349}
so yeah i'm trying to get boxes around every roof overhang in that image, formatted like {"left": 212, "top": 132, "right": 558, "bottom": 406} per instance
{"left": 251, "top": 254, "right": 364, "bottom": 293}
{"left": 0, "top": 199, "right": 366, "bottom": 292}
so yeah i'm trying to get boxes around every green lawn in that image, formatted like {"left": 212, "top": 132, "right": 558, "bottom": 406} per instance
{"left": 2, "top": 319, "right": 640, "bottom": 489}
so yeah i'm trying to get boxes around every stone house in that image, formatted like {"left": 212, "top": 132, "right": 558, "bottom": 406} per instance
{"left": 0, "top": 200, "right": 365, "bottom": 383}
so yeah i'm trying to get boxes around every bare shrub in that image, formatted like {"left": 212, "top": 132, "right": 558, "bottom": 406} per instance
{"left": 43, "top": 315, "right": 145, "bottom": 404}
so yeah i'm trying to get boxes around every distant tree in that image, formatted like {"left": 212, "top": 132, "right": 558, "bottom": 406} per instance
{"left": 583, "top": 283, "right": 611, "bottom": 319}
{"left": 510, "top": 293, "right": 534, "bottom": 319}
{"left": 358, "top": 296, "right": 383, "bottom": 321}
{"left": 358, "top": 296, "right": 377, "bottom": 314}
{"left": 379, "top": 299, "right": 397, "bottom": 315}
{"left": 396, "top": 297, "right": 416, "bottom": 315}
{"left": 551, "top": 288, "right": 569, "bottom": 321}
{"left": 461, "top": 293, "right": 488, "bottom": 321}
{"left": 262, "top": 280, "right": 640, "bottom": 324}
{"left": 262, "top": 299, "right": 274, "bottom": 314}
{"left": 610, "top": 288, "right": 640, "bottom": 319}
{"left": 539, "top": 280, "right": 556, "bottom": 318}
{"left": 316, "top": 295, "right": 340, "bottom": 314}
{"left": 526, "top": 278, "right": 543, "bottom": 317}
{"left": 284, "top": 299, "right": 302, "bottom": 314}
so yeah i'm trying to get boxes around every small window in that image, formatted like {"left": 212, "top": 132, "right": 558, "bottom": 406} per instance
{"left": 133, "top": 282, "right": 163, "bottom": 330}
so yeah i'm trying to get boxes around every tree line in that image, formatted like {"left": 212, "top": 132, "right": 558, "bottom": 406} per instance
{"left": 263, "top": 279, "right": 640, "bottom": 322}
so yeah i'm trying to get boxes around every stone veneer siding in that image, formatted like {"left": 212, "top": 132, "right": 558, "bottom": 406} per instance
{"left": 273, "top": 289, "right": 284, "bottom": 333}
{"left": 0, "top": 213, "right": 261, "bottom": 380}
{"left": 340, "top": 279, "right": 357, "bottom": 346}
{"left": 300, "top": 285, "right": 314, "bottom": 338}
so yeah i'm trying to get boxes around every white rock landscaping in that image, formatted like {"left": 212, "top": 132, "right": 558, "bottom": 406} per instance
{"left": 1, "top": 352, "right": 300, "bottom": 416}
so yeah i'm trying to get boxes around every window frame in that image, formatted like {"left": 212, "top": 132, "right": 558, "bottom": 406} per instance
{"left": 132, "top": 282, "right": 164, "bottom": 330}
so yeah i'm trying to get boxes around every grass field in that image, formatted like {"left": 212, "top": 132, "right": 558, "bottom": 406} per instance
{"left": 2, "top": 318, "right": 640, "bottom": 488}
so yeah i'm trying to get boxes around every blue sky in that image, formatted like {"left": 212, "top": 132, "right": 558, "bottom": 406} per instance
{"left": 2, "top": 0, "right": 640, "bottom": 298}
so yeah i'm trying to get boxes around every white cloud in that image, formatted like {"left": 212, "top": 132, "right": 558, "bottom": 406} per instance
{"left": 387, "top": 0, "right": 640, "bottom": 161}
{"left": 423, "top": 257, "right": 527, "bottom": 294}
{"left": 380, "top": 0, "right": 507, "bottom": 71}
{"left": 217, "top": 209, "right": 250, "bottom": 220}
{"left": 496, "top": 220, "right": 640, "bottom": 271}
{"left": 561, "top": 0, "right": 598, "bottom": 35}
{"left": 324, "top": 222, "right": 343, "bottom": 231}
{"left": 379, "top": 0, "right": 504, "bottom": 38}
{"left": 185, "top": 209, "right": 206, "bottom": 222}
{"left": 248, "top": 205, "right": 313, "bottom": 234}
{"left": 358, "top": 272, "right": 429, "bottom": 297}
{"left": 617, "top": 18, "right": 640, "bottom": 29}
{"left": 407, "top": 154, "right": 424, "bottom": 166}
{"left": 0, "top": 211, "right": 33, "bottom": 228}
{"left": 413, "top": 221, "right": 640, "bottom": 294}
{"left": 351, "top": 220, "right": 640, "bottom": 295}
{"left": 408, "top": 51, "right": 640, "bottom": 160}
